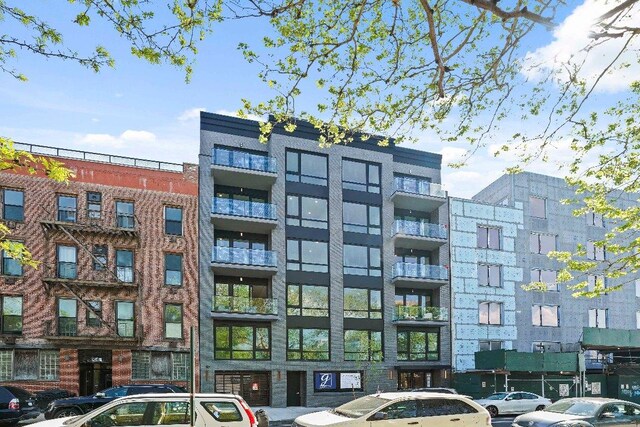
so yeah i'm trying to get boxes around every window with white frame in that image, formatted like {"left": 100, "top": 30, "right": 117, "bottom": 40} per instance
{"left": 0, "top": 349, "right": 59, "bottom": 381}
{"left": 131, "top": 351, "right": 188, "bottom": 380}
{"left": 531, "top": 269, "right": 558, "bottom": 291}
{"left": 530, "top": 233, "right": 556, "bottom": 254}
{"left": 530, "top": 196, "right": 546, "bottom": 218}
{"left": 587, "top": 241, "right": 606, "bottom": 261}
{"left": 478, "top": 264, "right": 501, "bottom": 287}
{"left": 532, "top": 305, "right": 559, "bottom": 327}
{"left": 589, "top": 308, "right": 607, "bottom": 328}
{"left": 479, "top": 302, "right": 502, "bottom": 325}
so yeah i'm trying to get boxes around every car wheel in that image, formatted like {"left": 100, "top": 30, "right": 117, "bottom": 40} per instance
{"left": 536, "top": 405, "right": 545, "bottom": 411}
{"left": 54, "top": 408, "right": 82, "bottom": 418}
{"left": 487, "top": 406, "right": 499, "bottom": 417}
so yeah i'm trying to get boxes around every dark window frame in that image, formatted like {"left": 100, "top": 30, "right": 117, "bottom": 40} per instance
{"left": 115, "top": 249, "right": 134, "bottom": 283}
{"left": 478, "top": 340, "right": 502, "bottom": 351}
{"left": 397, "top": 330, "right": 439, "bottom": 361}
{"left": 286, "top": 239, "right": 329, "bottom": 273}
{"left": 164, "top": 303, "right": 183, "bottom": 339}
{"left": 86, "top": 300, "right": 102, "bottom": 327}
{"left": 1, "top": 242, "right": 23, "bottom": 277}
{"left": 286, "top": 284, "right": 329, "bottom": 317}
{"left": 92, "top": 245, "right": 108, "bottom": 271}
{"left": 214, "top": 323, "right": 271, "bottom": 360}
{"left": 530, "top": 232, "right": 557, "bottom": 254}
{"left": 343, "top": 202, "right": 381, "bottom": 235}
{"left": 344, "top": 329, "right": 383, "bottom": 361}
{"left": 479, "top": 301, "right": 502, "bottom": 325}
{"left": 57, "top": 297, "right": 77, "bottom": 336}
{"left": 286, "top": 194, "right": 328, "bottom": 229}
{"left": 478, "top": 263, "right": 501, "bottom": 287}
{"left": 532, "top": 304, "right": 560, "bottom": 327}
{"left": 342, "top": 159, "right": 381, "bottom": 193}
{"left": 477, "top": 225, "right": 501, "bottom": 250}
{"left": 116, "top": 300, "right": 135, "bottom": 337}
{"left": 285, "top": 150, "right": 328, "bottom": 186}
{"left": 86, "top": 191, "right": 102, "bottom": 220}
{"left": 287, "top": 327, "right": 330, "bottom": 361}
{"left": 115, "top": 200, "right": 135, "bottom": 229}
{"left": 1, "top": 295, "right": 23, "bottom": 335}
{"left": 344, "top": 288, "right": 382, "bottom": 319}
{"left": 57, "top": 194, "right": 77, "bottom": 223}
{"left": 343, "top": 244, "right": 381, "bottom": 276}
{"left": 164, "top": 253, "right": 183, "bottom": 286}
{"left": 56, "top": 244, "right": 77, "bottom": 279}
{"left": 2, "top": 188, "right": 24, "bottom": 221}
{"left": 164, "top": 206, "right": 184, "bottom": 236}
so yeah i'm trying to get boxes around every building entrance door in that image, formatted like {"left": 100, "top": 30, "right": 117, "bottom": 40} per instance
{"left": 398, "top": 370, "right": 432, "bottom": 390}
{"left": 287, "top": 371, "right": 305, "bottom": 406}
{"left": 78, "top": 350, "right": 112, "bottom": 396}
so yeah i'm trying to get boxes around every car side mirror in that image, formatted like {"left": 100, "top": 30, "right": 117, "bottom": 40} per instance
{"left": 600, "top": 413, "right": 615, "bottom": 419}
{"left": 95, "top": 392, "right": 106, "bottom": 398}
{"left": 370, "top": 412, "right": 388, "bottom": 421}
{"left": 505, "top": 397, "right": 512, "bottom": 401}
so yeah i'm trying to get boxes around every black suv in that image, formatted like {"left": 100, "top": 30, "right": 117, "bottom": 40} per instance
{"left": 0, "top": 386, "right": 40, "bottom": 426}
{"left": 44, "top": 384, "right": 186, "bottom": 419}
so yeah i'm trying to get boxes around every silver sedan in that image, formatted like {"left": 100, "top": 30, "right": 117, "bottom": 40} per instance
{"left": 512, "top": 398, "right": 640, "bottom": 427}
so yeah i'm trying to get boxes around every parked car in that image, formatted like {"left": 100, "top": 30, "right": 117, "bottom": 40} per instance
{"left": 33, "top": 389, "right": 75, "bottom": 411}
{"left": 513, "top": 397, "right": 640, "bottom": 427}
{"left": 411, "top": 388, "right": 459, "bottom": 394}
{"left": 293, "top": 392, "right": 491, "bottom": 427}
{"left": 32, "top": 393, "right": 257, "bottom": 427}
{"left": 43, "top": 384, "right": 186, "bottom": 419}
{"left": 475, "top": 391, "right": 551, "bottom": 417}
{"left": 0, "top": 385, "right": 40, "bottom": 426}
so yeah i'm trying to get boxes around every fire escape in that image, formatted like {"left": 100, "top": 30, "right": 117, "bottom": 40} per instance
{"left": 39, "top": 195, "right": 144, "bottom": 347}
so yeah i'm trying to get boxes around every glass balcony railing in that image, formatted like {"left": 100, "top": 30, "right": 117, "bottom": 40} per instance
{"left": 212, "top": 247, "right": 277, "bottom": 267}
{"left": 212, "top": 296, "right": 278, "bottom": 315}
{"left": 212, "top": 148, "right": 276, "bottom": 173}
{"left": 394, "top": 177, "right": 446, "bottom": 198}
{"left": 212, "top": 198, "right": 276, "bottom": 220}
{"left": 393, "top": 262, "right": 448, "bottom": 281}
{"left": 394, "top": 220, "right": 447, "bottom": 239}
{"left": 393, "top": 306, "right": 449, "bottom": 322}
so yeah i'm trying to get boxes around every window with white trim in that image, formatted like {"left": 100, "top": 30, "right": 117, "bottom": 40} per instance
{"left": 0, "top": 349, "right": 59, "bottom": 381}
{"left": 479, "top": 302, "right": 502, "bottom": 325}
{"left": 478, "top": 264, "right": 501, "bottom": 287}
{"left": 532, "top": 305, "right": 559, "bottom": 327}
{"left": 589, "top": 308, "right": 607, "bottom": 328}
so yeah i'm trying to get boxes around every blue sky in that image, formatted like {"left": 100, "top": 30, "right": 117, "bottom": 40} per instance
{"left": 1, "top": 1, "right": 635, "bottom": 197}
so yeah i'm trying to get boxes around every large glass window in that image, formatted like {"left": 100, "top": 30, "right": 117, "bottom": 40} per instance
{"left": 530, "top": 196, "right": 546, "bottom": 218}
{"left": 86, "top": 300, "right": 102, "bottom": 327}
{"left": 587, "top": 241, "right": 606, "bottom": 260}
{"left": 116, "top": 249, "right": 134, "bottom": 283}
{"left": 286, "top": 195, "right": 328, "bottom": 229}
{"left": 287, "top": 239, "right": 328, "bottom": 273}
{"left": 115, "top": 201, "right": 135, "bottom": 229}
{"left": 164, "top": 304, "right": 183, "bottom": 339}
{"left": 58, "top": 298, "right": 77, "bottom": 336}
{"left": 286, "top": 150, "right": 328, "bottom": 186}
{"left": 532, "top": 305, "right": 559, "bottom": 327}
{"left": 531, "top": 269, "right": 558, "bottom": 291}
{"left": 2, "top": 296, "right": 22, "bottom": 334}
{"left": 478, "top": 264, "right": 501, "bottom": 287}
{"left": 344, "top": 330, "right": 382, "bottom": 361}
{"left": 165, "top": 206, "right": 183, "bottom": 236}
{"left": 287, "top": 328, "right": 330, "bottom": 360}
{"left": 397, "top": 330, "right": 439, "bottom": 361}
{"left": 530, "top": 233, "right": 556, "bottom": 254}
{"left": 342, "top": 159, "right": 380, "bottom": 193}
{"left": 164, "top": 253, "right": 183, "bottom": 286}
{"left": 343, "top": 202, "right": 381, "bottom": 235}
{"left": 214, "top": 280, "right": 269, "bottom": 313}
{"left": 344, "top": 245, "right": 381, "bottom": 276}
{"left": 589, "top": 308, "right": 607, "bottom": 328}
{"left": 214, "top": 324, "right": 270, "bottom": 360}
{"left": 286, "top": 284, "right": 329, "bottom": 317}
{"left": 1, "top": 244, "right": 23, "bottom": 277}
{"left": 2, "top": 189, "right": 24, "bottom": 221}
{"left": 477, "top": 226, "right": 500, "bottom": 250}
{"left": 57, "top": 195, "right": 77, "bottom": 222}
{"left": 344, "top": 288, "right": 382, "bottom": 319}
{"left": 479, "top": 302, "right": 502, "bottom": 325}
{"left": 116, "top": 301, "right": 135, "bottom": 337}
{"left": 57, "top": 245, "right": 77, "bottom": 279}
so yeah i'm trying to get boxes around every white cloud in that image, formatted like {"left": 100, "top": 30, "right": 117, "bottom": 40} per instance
{"left": 119, "top": 130, "right": 156, "bottom": 143}
{"left": 81, "top": 133, "right": 120, "bottom": 146}
{"left": 439, "top": 147, "right": 468, "bottom": 165}
{"left": 178, "top": 107, "right": 206, "bottom": 122}
{"left": 522, "top": 0, "right": 640, "bottom": 92}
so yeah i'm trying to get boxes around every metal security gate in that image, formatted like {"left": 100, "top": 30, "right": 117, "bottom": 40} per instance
{"left": 215, "top": 371, "right": 270, "bottom": 406}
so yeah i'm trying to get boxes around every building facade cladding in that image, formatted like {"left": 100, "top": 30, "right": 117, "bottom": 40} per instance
{"left": 449, "top": 198, "right": 524, "bottom": 372}
{"left": 0, "top": 153, "right": 198, "bottom": 395}
{"left": 199, "top": 112, "right": 451, "bottom": 408}
{"left": 472, "top": 172, "right": 639, "bottom": 354}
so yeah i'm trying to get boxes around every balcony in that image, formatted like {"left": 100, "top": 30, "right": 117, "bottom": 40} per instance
{"left": 211, "top": 247, "right": 278, "bottom": 278}
{"left": 42, "top": 266, "right": 138, "bottom": 290}
{"left": 211, "top": 296, "right": 279, "bottom": 321}
{"left": 393, "top": 220, "right": 447, "bottom": 251}
{"left": 43, "top": 320, "right": 140, "bottom": 347}
{"left": 211, "top": 148, "right": 277, "bottom": 190}
{"left": 391, "top": 177, "right": 447, "bottom": 212}
{"left": 392, "top": 262, "right": 448, "bottom": 289}
{"left": 211, "top": 198, "right": 277, "bottom": 233}
{"left": 40, "top": 208, "right": 139, "bottom": 238}
{"left": 393, "top": 306, "right": 449, "bottom": 326}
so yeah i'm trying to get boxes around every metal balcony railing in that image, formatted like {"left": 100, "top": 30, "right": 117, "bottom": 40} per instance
{"left": 393, "top": 262, "right": 448, "bottom": 281}
{"left": 393, "top": 306, "right": 449, "bottom": 322}
{"left": 212, "top": 247, "right": 277, "bottom": 267}
{"left": 212, "top": 198, "right": 276, "bottom": 220}
{"left": 212, "top": 296, "right": 278, "bottom": 315}
{"left": 394, "top": 177, "right": 446, "bottom": 198}
{"left": 394, "top": 220, "right": 447, "bottom": 239}
{"left": 212, "top": 148, "right": 276, "bottom": 173}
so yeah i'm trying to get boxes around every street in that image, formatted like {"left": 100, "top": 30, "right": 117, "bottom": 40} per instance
{"left": 492, "top": 416, "right": 516, "bottom": 427}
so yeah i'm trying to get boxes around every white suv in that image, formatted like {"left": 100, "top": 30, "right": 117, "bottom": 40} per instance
{"left": 294, "top": 392, "right": 491, "bottom": 427}
{"left": 31, "top": 393, "right": 257, "bottom": 427}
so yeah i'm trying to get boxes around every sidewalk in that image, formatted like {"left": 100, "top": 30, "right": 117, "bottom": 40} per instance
{"left": 253, "top": 406, "right": 329, "bottom": 426}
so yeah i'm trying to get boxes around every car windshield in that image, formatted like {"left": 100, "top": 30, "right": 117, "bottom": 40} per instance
{"left": 545, "top": 401, "right": 600, "bottom": 416}
{"left": 334, "top": 396, "right": 390, "bottom": 418}
{"left": 484, "top": 393, "right": 509, "bottom": 400}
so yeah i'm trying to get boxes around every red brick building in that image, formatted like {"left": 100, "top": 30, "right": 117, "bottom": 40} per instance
{"left": 0, "top": 144, "right": 198, "bottom": 395}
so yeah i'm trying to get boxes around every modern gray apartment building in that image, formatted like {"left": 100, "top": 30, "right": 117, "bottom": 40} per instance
{"left": 198, "top": 112, "right": 451, "bottom": 407}
{"left": 450, "top": 171, "right": 639, "bottom": 372}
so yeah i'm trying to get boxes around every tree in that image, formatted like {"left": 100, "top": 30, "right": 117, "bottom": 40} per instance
{"left": 3, "top": 0, "right": 640, "bottom": 293}
{"left": 0, "top": 138, "right": 73, "bottom": 268}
